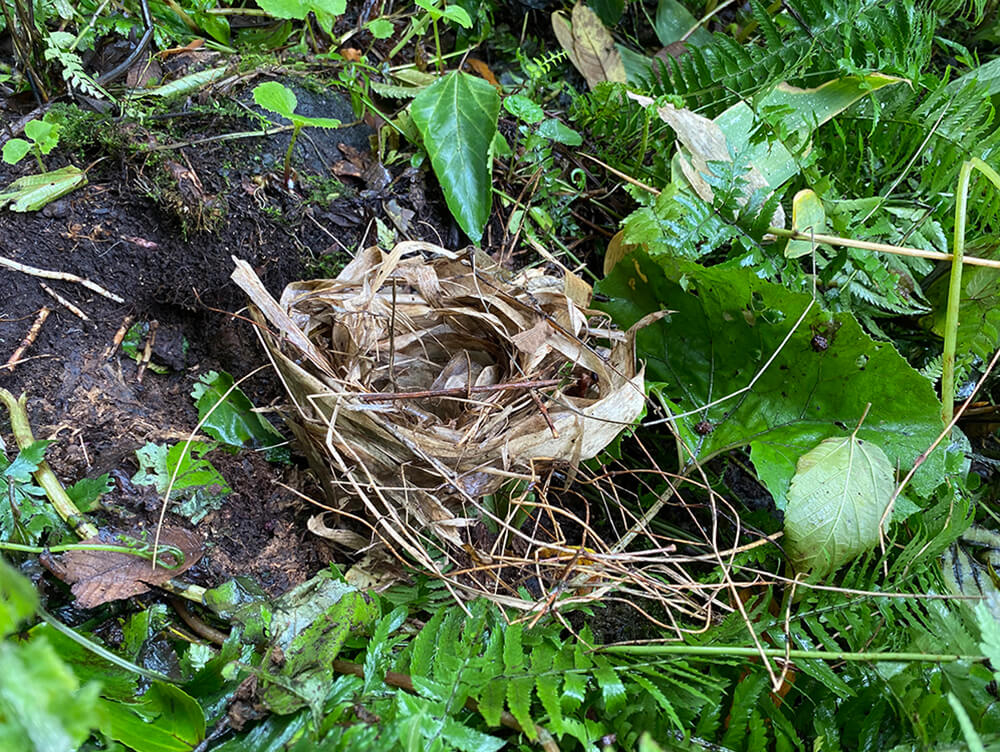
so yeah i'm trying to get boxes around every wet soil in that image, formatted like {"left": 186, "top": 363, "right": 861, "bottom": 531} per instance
{"left": 0, "top": 80, "right": 454, "bottom": 596}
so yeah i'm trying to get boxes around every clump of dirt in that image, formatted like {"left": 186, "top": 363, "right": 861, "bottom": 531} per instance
{"left": 0, "top": 78, "right": 454, "bottom": 597}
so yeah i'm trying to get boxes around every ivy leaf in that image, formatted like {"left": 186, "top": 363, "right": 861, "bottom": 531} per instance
{"left": 410, "top": 71, "right": 500, "bottom": 242}
{"left": 784, "top": 436, "right": 894, "bottom": 577}
{"left": 596, "top": 252, "right": 951, "bottom": 506}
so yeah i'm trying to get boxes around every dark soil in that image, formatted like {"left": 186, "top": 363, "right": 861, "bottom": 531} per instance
{"left": 0, "top": 78, "right": 455, "bottom": 597}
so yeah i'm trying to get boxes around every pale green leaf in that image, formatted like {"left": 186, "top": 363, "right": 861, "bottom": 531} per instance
{"left": 2, "top": 139, "right": 31, "bottom": 165}
{"left": 785, "top": 436, "right": 894, "bottom": 576}
{"left": 0, "top": 166, "right": 87, "bottom": 212}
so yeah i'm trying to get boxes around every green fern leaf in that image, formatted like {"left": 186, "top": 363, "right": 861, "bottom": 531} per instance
{"left": 409, "top": 607, "right": 445, "bottom": 678}
{"left": 478, "top": 678, "right": 506, "bottom": 728}
{"left": 530, "top": 643, "right": 564, "bottom": 733}
{"left": 592, "top": 655, "right": 627, "bottom": 715}
{"left": 507, "top": 676, "right": 537, "bottom": 740}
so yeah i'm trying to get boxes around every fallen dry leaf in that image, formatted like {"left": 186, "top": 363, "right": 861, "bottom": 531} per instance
{"left": 552, "top": 3, "right": 626, "bottom": 89}
{"left": 41, "top": 527, "right": 203, "bottom": 608}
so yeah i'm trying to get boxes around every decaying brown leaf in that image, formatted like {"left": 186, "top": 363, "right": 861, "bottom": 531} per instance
{"left": 626, "top": 92, "right": 786, "bottom": 227}
{"left": 552, "top": 3, "right": 626, "bottom": 89}
{"left": 41, "top": 527, "right": 202, "bottom": 608}
{"left": 232, "top": 242, "right": 647, "bottom": 608}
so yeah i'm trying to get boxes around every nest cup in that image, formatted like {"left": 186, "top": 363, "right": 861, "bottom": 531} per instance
{"left": 232, "top": 242, "right": 645, "bottom": 606}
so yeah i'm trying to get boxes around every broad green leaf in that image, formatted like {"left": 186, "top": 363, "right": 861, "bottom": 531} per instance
{"left": 0, "top": 557, "right": 38, "bottom": 637}
{"left": 716, "top": 74, "right": 905, "bottom": 192}
{"left": 191, "top": 370, "right": 284, "bottom": 450}
{"left": 503, "top": 94, "right": 545, "bottom": 124}
{"left": 410, "top": 71, "right": 499, "bottom": 242}
{"left": 258, "top": 573, "right": 379, "bottom": 718}
{"left": 1, "top": 139, "right": 31, "bottom": 165}
{"left": 596, "top": 252, "right": 950, "bottom": 507}
{"left": 784, "top": 436, "right": 894, "bottom": 576}
{"left": 254, "top": 0, "right": 345, "bottom": 20}
{"left": 537, "top": 118, "right": 583, "bottom": 146}
{"left": 654, "top": 0, "right": 712, "bottom": 47}
{"left": 0, "top": 637, "right": 102, "bottom": 752}
{"left": 366, "top": 18, "right": 394, "bottom": 38}
{"left": 0, "top": 165, "right": 87, "bottom": 212}
{"left": 253, "top": 80, "right": 298, "bottom": 117}
{"left": 23, "top": 119, "right": 57, "bottom": 154}
{"left": 252, "top": 82, "right": 342, "bottom": 129}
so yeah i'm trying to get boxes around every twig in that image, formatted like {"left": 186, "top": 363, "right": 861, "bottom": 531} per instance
{"left": 0, "top": 254, "right": 125, "bottom": 302}
{"left": 357, "top": 379, "right": 562, "bottom": 402}
{"left": 40, "top": 283, "right": 90, "bottom": 323}
{"left": 5, "top": 306, "right": 50, "bottom": 372}
{"left": 104, "top": 315, "right": 134, "bottom": 359}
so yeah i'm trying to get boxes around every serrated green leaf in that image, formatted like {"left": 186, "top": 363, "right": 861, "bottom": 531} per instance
{"left": 592, "top": 654, "right": 627, "bottom": 714}
{"left": 478, "top": 677, "right": 506, "bottom": 727}
{"left": 507, "top": 675, "right": 536, "bottom": 740}
{"left": 975, "top": 602, "right": 1000, "bottom": 685}
{"left": 0, "top": 165, "right": 87, "bottom": 212}
{"left": 537, "top": 118, "right": 583, "bottom": 146}
{"left": 441, "top": 717, "right": 505, "bottom": 752}
{"left": 596, "top": 252, "right": 950, "bottom": 507}
{"left": 503, "top": 94, "right": 545, "bottom": 124}
{"left": 3, "top": 440, "right": 51, "bottom": 483}
{"left": 531, "top": 644, "right": 563, "bottom": 733}
{"left": 785, "top": 436, "right": 894, "bottom": 576}
{"left": 65, "top": 474, "right": 113, "bottom": 512}
{"left": 410, "top": 71, "right": 500, "bottom": 242}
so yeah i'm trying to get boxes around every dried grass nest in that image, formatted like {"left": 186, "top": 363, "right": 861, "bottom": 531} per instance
{"left": 232, "top": 242, "right": 648, "bottom": 608}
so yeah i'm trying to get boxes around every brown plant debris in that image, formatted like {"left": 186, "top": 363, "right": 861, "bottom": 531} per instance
{"left": 41, "top": 527, "right": 203, "bottom": 608}
{"left": 232, "top": 242, "right": 648, "bottom": 609}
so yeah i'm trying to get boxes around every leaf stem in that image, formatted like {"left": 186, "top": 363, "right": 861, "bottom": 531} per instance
{"left": 0, "top": 541, "right": 186, "bottom": 569}
{"left": 599, "top": 644, "right": 983, "bottom": 663}
{"left": 940, "top": 158, "right": 1000, "bottom": 424}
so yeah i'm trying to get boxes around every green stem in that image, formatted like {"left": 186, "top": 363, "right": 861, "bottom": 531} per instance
{"left": 599, "top": 643, "right": 982, "bottom": 663}
{"left": 941, "top": 160, "right": 973, "bottom": 425}
{"left": 0, "top": 541, "right": 185, "bottom": 569}
{"left": 0, "top": 389, "right": 98, "bottom": 539}
{"left": 940, "top": 158, "right": 1000, "bottom": 425}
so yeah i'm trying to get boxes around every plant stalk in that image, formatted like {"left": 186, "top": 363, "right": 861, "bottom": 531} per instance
{"left": 599, "top": 643, "right": 983, "bottom": 663}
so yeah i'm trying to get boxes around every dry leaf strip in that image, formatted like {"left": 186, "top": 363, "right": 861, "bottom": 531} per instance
{"left": 232, "top": 243, "right": 646, "bottom": 608}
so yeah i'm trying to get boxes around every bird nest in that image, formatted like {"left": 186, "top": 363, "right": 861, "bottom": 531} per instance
{"left": 231, "top": 243, "right": 702, "bottom": 614}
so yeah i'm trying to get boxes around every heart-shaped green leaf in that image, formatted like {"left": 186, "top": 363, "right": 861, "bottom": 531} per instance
{"left": 785, "top": 436, "right": 894, "bottom": 577}
{"left": 410, "top": 71, "right": 500, "bottom": 242}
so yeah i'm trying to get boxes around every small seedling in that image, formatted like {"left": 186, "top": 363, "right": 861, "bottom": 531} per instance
{"left": 252, "top": 81, "right": 341, "bottom": 188}
{"left": 2, "top": 113, "right": 61, "bottom": 171}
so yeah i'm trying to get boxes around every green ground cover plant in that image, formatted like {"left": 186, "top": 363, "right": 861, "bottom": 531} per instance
{"left": 2, "top": 0, "right": 1000, "bottom": 750}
